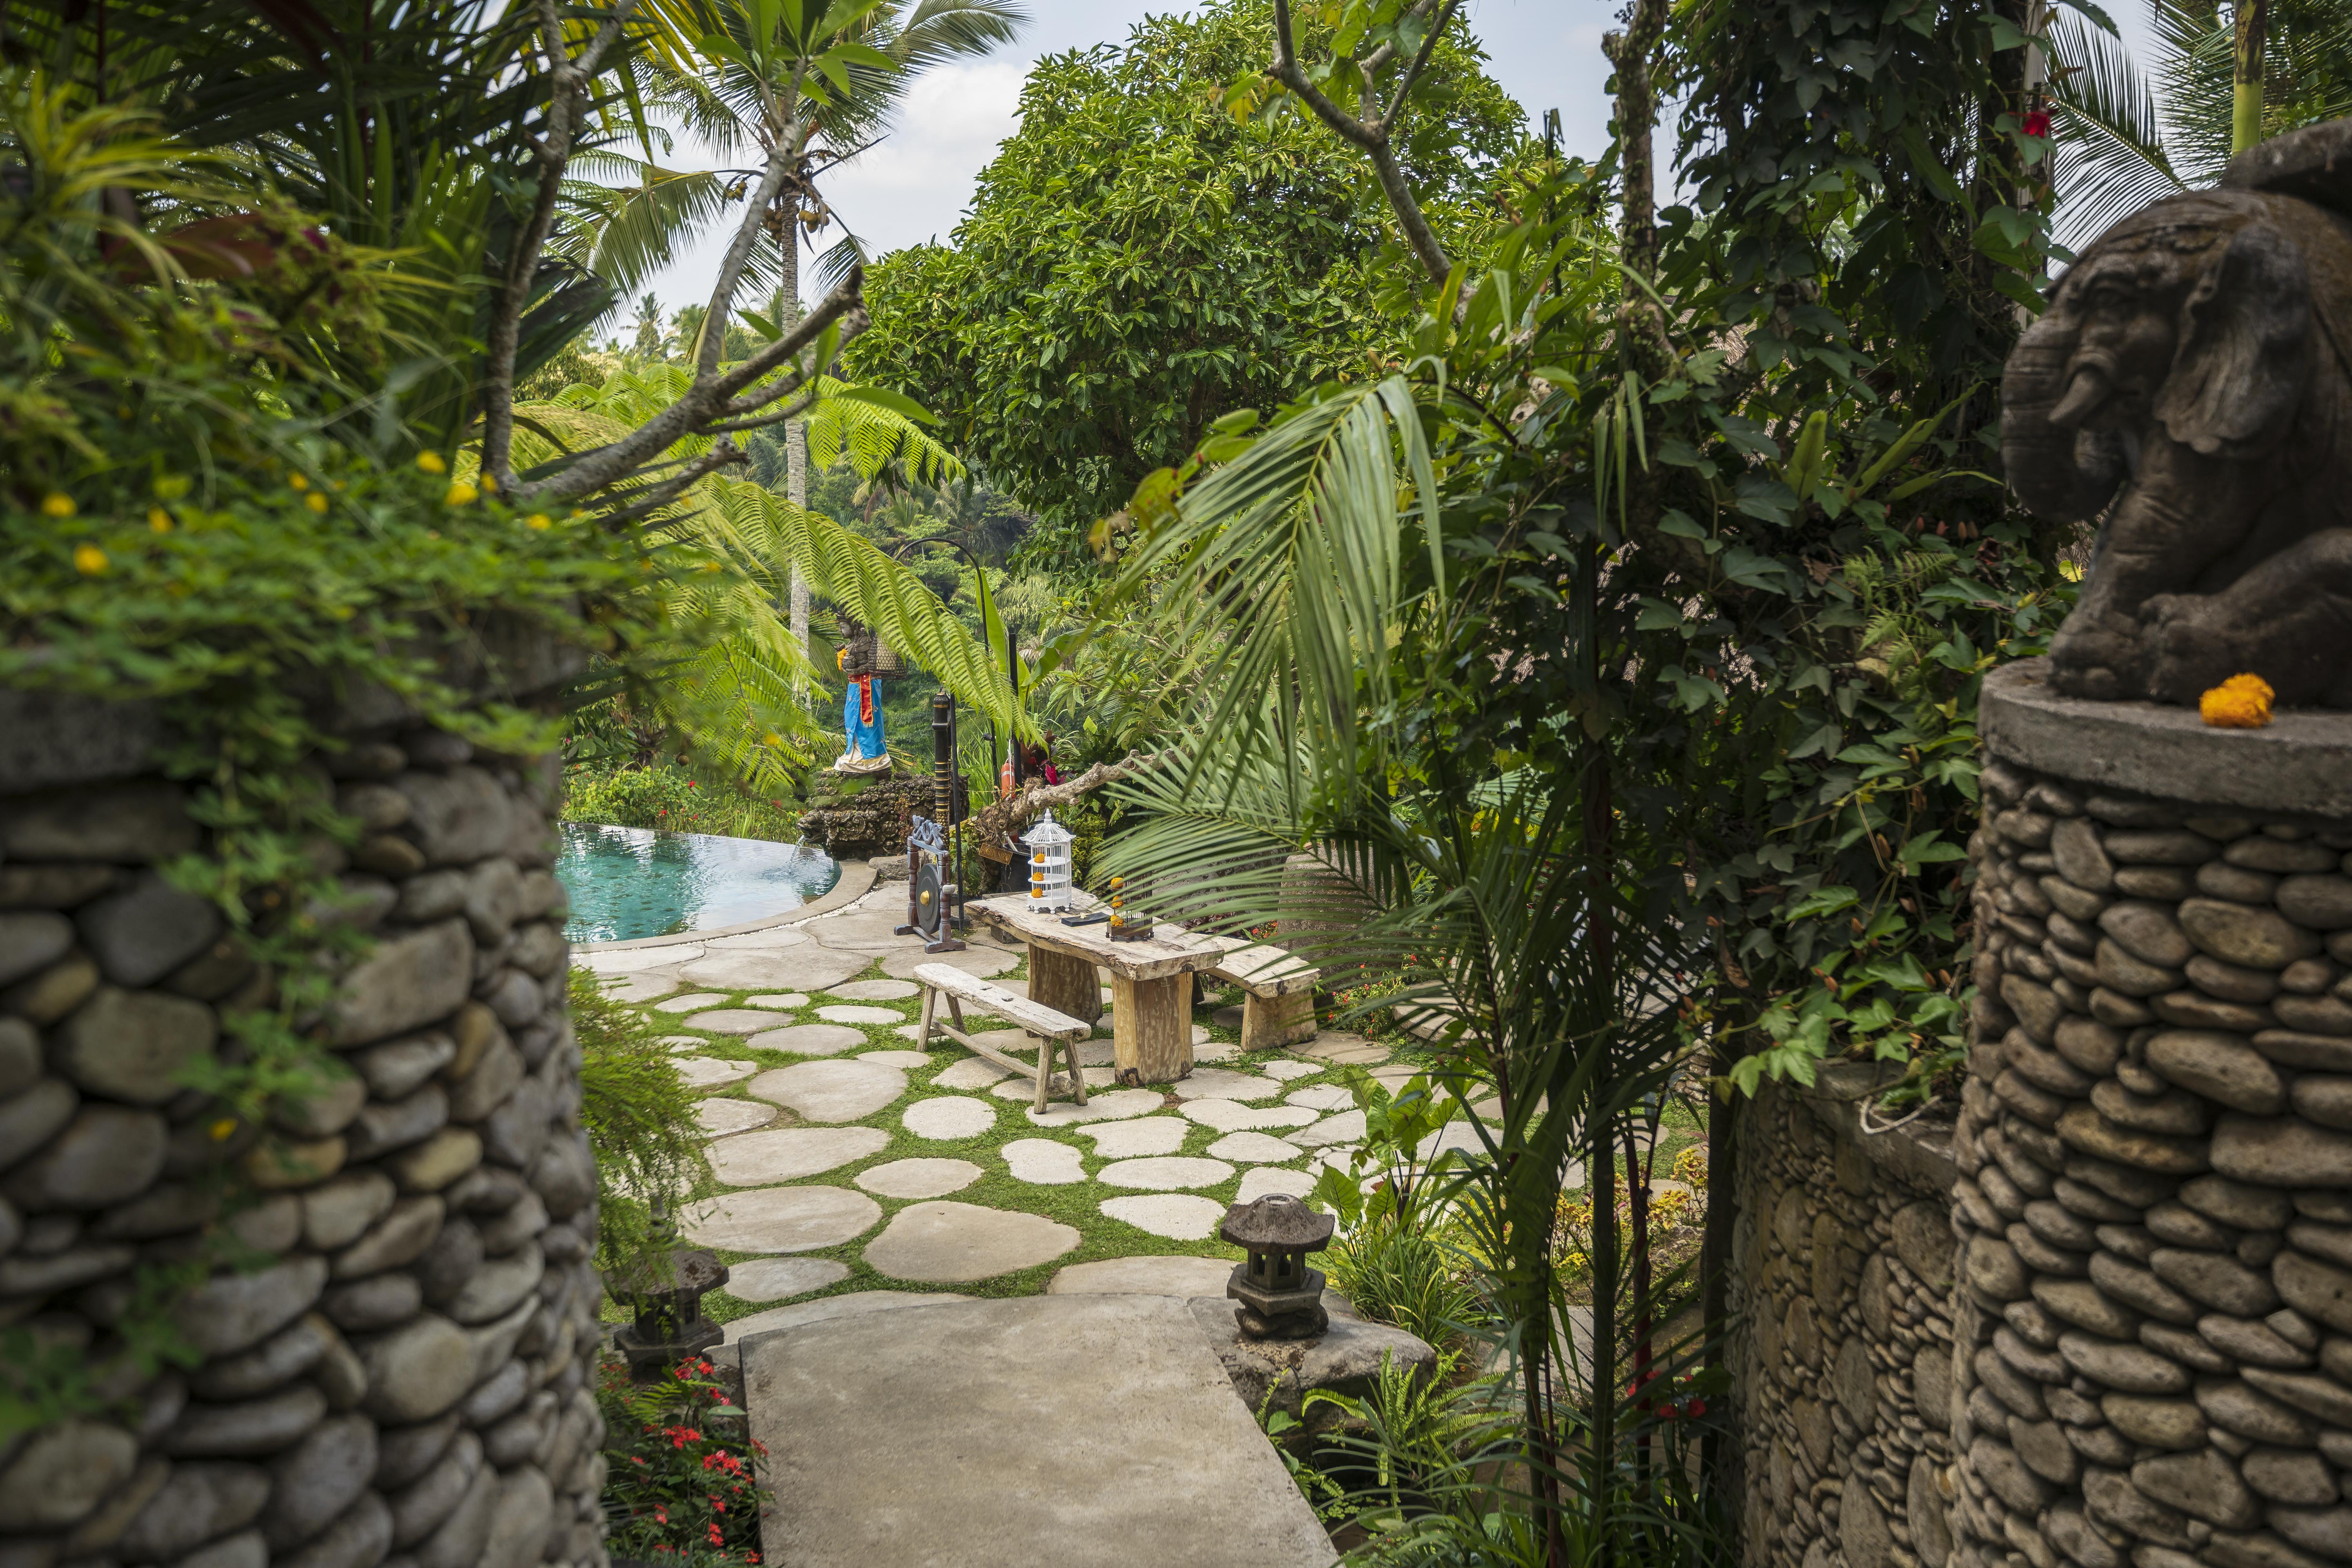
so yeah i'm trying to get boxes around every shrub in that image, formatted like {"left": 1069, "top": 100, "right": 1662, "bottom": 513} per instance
{"left": 597, "top": 1355, "right": 766, "bottom": 1564}
{"left": 1323, "top": 1214, "right": 1485, "bottom": 1353}
{"left": 572, "top": 968, "right": 713, "bottom": 1270}
{"left": 565, "top": 764, "right": 806, "bottom": 842}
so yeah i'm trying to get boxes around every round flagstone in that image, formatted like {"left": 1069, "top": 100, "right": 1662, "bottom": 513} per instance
{"left": 1027, "top": 1089, "right": 1163, "bottom": 1127}
{"left": 1170, "top": 1069, "right": 1281, "bottom": 1102}
{"left": 1261, "top": 1059, "right": 1323, "bottom": 1081}
{"left": 673, "top": 1056, "right": 756, "bottom": 1088}
{"left": 1192, "top": 1041, "right": 1238, "bottom": 1062}
{"left": 747, "top": 1059, "right": 908, "bottom": 1122}
{"left": 720, "top": 1258, "right": 849, "bottom": 1303}
{"left": 1294, "top": 1109, "right": 1367, "bottom": 1147}
{"left": 1237, "top": 1166, "right": 1317, "bottom": 1203}
{"left": 966, "top": 1029, "right": 1035, "bottom": 1058}
{"left": 720, "top": 1290, "right": 971, "bottom": 1342}
{"left": 804, "top": 911, "right": 919, "bottom": 952}
{"left": 695, "top": 1098, "right": 779, "bottom": 1137}
{"left": 681, "top": 946, "right": 870, "bottom": 993}
{"left": 1097, "top": 1156, "right": 1235, "bottom": 1191}
{"left": 816, "top": 1004, "right": 906, "bottom": 1025}
{"left": 700, "top": 927, "right": 811, "bottom": 951}
{"left": 1210, "top": 1005, "right": 1244, "bottom": 1029}
{"left": 684, "top": 1009, "right": 799, "bottom": 1036}
{"left": 1294, "top": 1031, "right": 1390, "bottom": 1066}
{"left": 1086, "top": 1118, "right": 1188, "bottom": 1158}
{"left": 662, "top": 1036, "right": 707, "bottom": 1050}
{"left": 828, "top": 979, "right": 920, "bottom": 1001}
{"left": 579, "top": 944, "right": 701, "bottom": 974}
{"left": 1100, "top": 1194, "right": 1227, "bottom": 1241}
{"left": 1049, "top": 1256, "right": 1237, "bottom": 1297}
{"left": 991, "top": 1068, "right": 1114, "bottom": 1099}
{"left": 880, "top": 945, "right": 1016, "bottom": 980}
{"left": 1179, "top": 1099, "right": 1319, "bottom": 1134}
{"left": 747, "top": 1024, "right": 867, "bottom": 1057}
{"left": 1308, "top": 1147, "right": 1360, "bottom": 1174}
{"left": 599, "top": 973, "right": 677, "bottom": 1003}
{"left": 856, "top": 1158, "right": 984, "bottom": 1199}
{"left": 1418, "top": 1122, "right": 1488, "bottom": 1161}
{"left": 1001, "top": 1140, "right": 1086, "bottom": 1185}
{"left": 893, "top": 1024, "right": 928, "bottom": 1042}
{"left": 857, "top": 1049, "right": 935, "bottom": 1068}
{"left": 653, "top": 992, "right": 729, "bottom": 1013}
{"left": 680, "top": 1185, "right": 880, "bottom": 1253}
{"left": 862, "top": 1201, "right": 1080, "bottom": 1283}
{"left": 744, "top": 993, "right": 809, "bottom": 1009}
{"left": 903, "top": 1096, "right": 995, "bottom": 1140}
{"left": 710, "top": 1126, "right": 889, "bottom": 1186}
{"left": 1284, "top": 1084, "right": 1355, "bottom": 1111}
{"left": 1207, "top": 1131, "right": 1304, "bottom": 1164}
{"left": 933, "top": 1058, "right": 1013, "bottom": 1090}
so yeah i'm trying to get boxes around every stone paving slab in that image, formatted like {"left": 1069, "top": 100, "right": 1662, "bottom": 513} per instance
{"left": 1292, "top": 1031, "right": 1388, "bottom": 1066}
{"left": 1001, "top": 1139, "right": 1085, "bottom": 1184}
{"left": 684, "top": 947, "right": 872, "bottom": 993}
{"left": 903, "top": 1096, "right": 995, "bottom": 1140}
{"left": 748, "top": 1059, "right": 908, "bottom": 1122}
{"left": 653, "top": 991, "right": 728, "bottom": 1012}
{"left": 684, "top": 1008, "right": 800, "bottom": 1035}
{"left": 580, "top": 943, "right": 703, "bottom": 973}
{"left": 827, "top": 979, "right": 920, "bottom": 1001}
{"left": 702, "top": 928, "right": 813, "bottom": 951}
{"left": 726, "top": 1289, "right": 971, "bottom": 1345}
{"left": 855, "top": 1049, "right": 934, "bottom": 1068}
{"left": 1261, "top": 1059, "right": 1323, "bottom": 1081}
{"left": 722, "top": 1258, "right": 851, "bottom": 1303}
{"left": 1096, "top": 1156, "right": 1236, "bottom": 1191}
{"left": 598, "top": 973, "right": 677, "bottom": 1003}
{"left": 1284, "top": 1084, "right": 1354, "bottom": 1111}
{"left": 697, "top": 1098, "right": 780, "bottom": 1137}
{"left": 1292, "top": 1109, "right": 1367, "bottom": 1147}
{"left": 1237, "top": 1167, "right": 1317, "bottom": 1203}
{"left": 1179, "top": 1099, "right": 1319, "bottom": 1134}
{"left": 682, "top": 1185, "right": 882, "bottom": 1253}
{"left": 1048, "top": 1256, "right": 1238, "bottom": 1298}
{"left": 1025, "top": 1088, "right": 1163, "bottom": 1127}
{"left": 861, "top": 1201, "right": 1078, "bottom": 1283}
{"left": 748, "top": 1024, "right": 866, "bottom": 1056}
{"left": 744, "top": 993, "right": 810, "bottom": 1009}
{"left": 710, "top": 1127, "right": 890, "bottom": 1186}
{"left": 743, "top": 1295, "right": 1335, "bottom": 1568}
{"left": 856, "top": 1158, "right": 984, "bottom": 1198}
{"left": 815, "top": 1004, "right": 905, "bottom": 1024}
{"left": 1100, "top": 1194, "right": 1229, "bottom": 1241}
{"left": 1169, "top": 1069, "right": 1283, "bottom": 1102}
{"left": 674, "top": 1056, "right": 757, "bottom": 1088}
{"left": 1085, "top": 1118, "right": 1188, "bottom": 1159}
{"left": 933, "top": 1057, "right": 1013, "bottom": 1090}
{"left": 1207, "top": 1131, "right": 1307, "bottom": 1164}
{"left": 988, "top": 1068, "right": 1114, "bottom": 1099}
{"left": 879, "top": 945, "right": 1017, "bottom": 981}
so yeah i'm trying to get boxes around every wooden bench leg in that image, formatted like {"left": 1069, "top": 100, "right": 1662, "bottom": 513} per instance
{"left": 1240, "top": 991, "right": 1317, "bottom": 1052}
{"left": 946, "top": 995, "right": 966, "bottom": 1031}
{"left": 918, "top": 987, "right": 939, "bottom": 1047}
{"left": 1064, "top": 1033, "right": 1089, "bottom": 1105}
{"left": 1032, "top": 1033, "right": 1051, "bottom": 1112}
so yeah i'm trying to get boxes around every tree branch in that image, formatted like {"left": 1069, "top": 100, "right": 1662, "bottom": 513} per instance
{"left": 963, "top": 752, "right": 1161, "bottom": 847}
{"left": 1267, "top": 0, "right": 1453, "bottom": 290}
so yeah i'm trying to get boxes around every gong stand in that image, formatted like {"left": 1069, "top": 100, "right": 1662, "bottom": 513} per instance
{"left": 893, "top": 691, "right": 966, "bottom": 954}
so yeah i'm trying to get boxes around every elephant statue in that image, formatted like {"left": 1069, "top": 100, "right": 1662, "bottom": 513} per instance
{"left": 2002, "top": 116, "right": 2352, "bottom": 708}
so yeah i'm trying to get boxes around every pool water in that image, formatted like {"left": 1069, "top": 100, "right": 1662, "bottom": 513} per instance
{"left": 556, "top": 823, "right": 839, "bottom": 944}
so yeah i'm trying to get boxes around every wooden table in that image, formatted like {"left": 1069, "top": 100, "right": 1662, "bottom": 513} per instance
{"left": 964, "top": 892, "right": 1238, "bottom": 1085}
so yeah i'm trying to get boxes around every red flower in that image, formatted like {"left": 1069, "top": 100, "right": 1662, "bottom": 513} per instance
{"left": 2022, "top": 108, "right": 2052, "bottom": 139}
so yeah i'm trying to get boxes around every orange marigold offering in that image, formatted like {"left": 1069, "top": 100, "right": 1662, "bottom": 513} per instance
{"left": 2200, "top": 672, "right": 2275, "bottom": 729}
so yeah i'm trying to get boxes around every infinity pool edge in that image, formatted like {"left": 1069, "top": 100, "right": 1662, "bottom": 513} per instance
{"left": 570, "top": 859, "right": 878, "bottom": 953}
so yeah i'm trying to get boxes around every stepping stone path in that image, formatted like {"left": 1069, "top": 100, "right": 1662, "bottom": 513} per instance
{"left": 1101, "top": 1194, "right": 1229, "bottom": 1240}
{"left": 903, "top": 1096, "right": 995, "bottom": 1140}
{"left": 990, "top": 1069, "right": 1114, "bottom": 1099}
{"left": 856, "top": 1158, "right": 984, "bottom": 1199}
{"left": 696, "top": 1098, "right": 779, "bottom": 1136}
{"left": 724, "top": 1258, "right": 850, "bottom": 1302}
{"left": 683, "top": 1186, "right": 881, "bottom": 1252}
{"left": 654, "top": 992, "right": 728, "bottom": 1012}
{"left": 1179, "top": 1099, "right": 1319, "bottom": 1134}
{"left": 574, "top": 882, "right": 1477, "bottom": 1354}
{"left": 828, "top": 979, "right": 919, "bottom": 1000}
{"left": 864, "top": 1201, "right": 1079, "bottom": 1282}
{"left": 748, "top": 1023, "right": 866, "bottom": 1056}
{"left": 816, "top": 1004, "right": 906, "bottom": 1024}
{"left": 1001, "top": 1140, "right": 1087, "bottom": 1185}
{"left": 750, "top": 1059, "right": 908, "bottom": 1122}
{"left": 1206, "top": 1131, "right": 1304, "bottom": 1163}
{"left": 1088, "top": 1118, "right": 1188, "bottom": 1158}
{"left": 711, "top": 1127, "right": 890, "bottom": 1186}
{"left": 674, "top": 1056, "right": 756, "bottom": 1088}
{"left": 684, "top": 1008, "right": 800, "bottom": 1035}
{"left": 1097, "top": 1157, "right": 1237, "bottom": 1191}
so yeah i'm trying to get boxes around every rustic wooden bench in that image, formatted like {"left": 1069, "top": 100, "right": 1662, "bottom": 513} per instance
{"left": 912, "top": 963, "right": 1093, "bottom": 1111}
{"left": 1205, "top": 945, "right": 1320, "bottom": 1052}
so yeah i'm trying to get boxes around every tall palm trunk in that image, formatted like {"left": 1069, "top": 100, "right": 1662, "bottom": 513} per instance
{"left": 781, "top": 222, "right": 811, "bottom": 676}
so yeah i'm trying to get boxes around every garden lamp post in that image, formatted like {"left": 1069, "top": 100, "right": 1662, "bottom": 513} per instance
{"left": 1220, "top": 1193, "right": 1334, "bottom": 1341}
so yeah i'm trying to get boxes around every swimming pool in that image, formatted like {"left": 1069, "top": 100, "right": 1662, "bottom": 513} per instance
{"left": 556, "top": 822, "right": 840, "bottom": 944}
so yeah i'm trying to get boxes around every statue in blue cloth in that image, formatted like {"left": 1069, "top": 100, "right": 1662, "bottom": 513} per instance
{"left": 834, "top": 620, "right": 890, "bottom": 775}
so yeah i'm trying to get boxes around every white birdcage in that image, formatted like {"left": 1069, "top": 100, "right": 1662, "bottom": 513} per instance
{"left": 1023, "top": 810, "right": 1075, "bottom": 913}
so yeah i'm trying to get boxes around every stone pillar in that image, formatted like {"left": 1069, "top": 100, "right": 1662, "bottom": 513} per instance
{"left": 0, "top": 691, "right": 609, "bottom": 1568}
{"left": 1947, "top": 657, "right": 2352, "bottom": 1568}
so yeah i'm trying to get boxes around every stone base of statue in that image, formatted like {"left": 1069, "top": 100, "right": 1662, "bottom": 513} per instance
{"left": 832, "top": 750, "right": 892, "bottom": 777}
{"left": 1948, "top": 657, "right": 2352, "bottom": 1568}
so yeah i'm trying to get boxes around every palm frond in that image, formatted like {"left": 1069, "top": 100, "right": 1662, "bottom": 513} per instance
{"left": 2047, "top": 10, "right": 2186, "bottom": 246}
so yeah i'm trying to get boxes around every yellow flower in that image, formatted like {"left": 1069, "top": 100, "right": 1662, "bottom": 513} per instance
{"left": 41, "top": 492, "right": 74, "bottom": 519}
{"left": 444, "top": 481, "right": 479, "bottom": 506}
{"left": 2201, "top": 672, "right": 2275, "bottom": 729}
{"left": 701, "top": 559, "right": 723, "bottom": 573}
{"left": 153, "top": 474, "right": 190, "bottom": 501}
{"left": 74, "top": 543, "right": 107, "bottom": 575}
{"left": 525, "top": 513, "right": 551, "bottom": 530}
{"left": 763, "top": 732, "right": 784, "bottom": 748}
{"left": 149, "top": 508, "right": 173, "bottom": 533}
{"left": 209, "top": 1117, "right": 237, "bottom": 1143}
{"left": 289, "top": 472, "right": 309, "bottom": 491}
{"left": 478, "top": 473, "right": 498, "bottom": 494}
{"left": 305, "top": 492, "right": 329, "bottom": 513}
{"left": 416, "top": 451, "right": 447, "bottom": 475}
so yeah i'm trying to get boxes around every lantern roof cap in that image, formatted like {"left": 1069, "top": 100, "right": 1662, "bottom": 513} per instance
{"left": 1023, "top": 809, "right": 1074, "bottom": 847}
{"left": 1219, "top": 1192, "right": 1334, "bottom": 1252}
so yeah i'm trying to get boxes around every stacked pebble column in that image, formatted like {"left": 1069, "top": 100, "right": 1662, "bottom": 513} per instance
{"left": 1949, "top": 662, "right": 2352, "bottom": 1568}
{"left": 0, "top": 723, "right": 608, "bottom": 1568}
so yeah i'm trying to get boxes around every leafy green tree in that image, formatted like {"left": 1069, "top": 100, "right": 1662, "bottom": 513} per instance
{"left": 846, "top": 0, "right": 1524, "bottom": 548}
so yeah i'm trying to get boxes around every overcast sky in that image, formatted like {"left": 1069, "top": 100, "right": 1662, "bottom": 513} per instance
{"left": 631, "top": 0, "right": 1617, "bottom": 320}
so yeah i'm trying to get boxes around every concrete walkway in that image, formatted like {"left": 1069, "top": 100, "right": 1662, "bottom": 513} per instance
{"left": 741, "top": 1295, "right": 1336, "bottom": 1568}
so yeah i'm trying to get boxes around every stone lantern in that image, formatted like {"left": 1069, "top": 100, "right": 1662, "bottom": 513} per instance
{"left": 1221, "top": 1193, "right": 1334, "bottom": 1341}
{"left": 605, "top": 1245, "right": 729, "bottom": 1382}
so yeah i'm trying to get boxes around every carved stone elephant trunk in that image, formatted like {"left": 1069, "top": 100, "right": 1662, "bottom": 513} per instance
{"left": 2002, "top": 118, "right": 2352, "bottom": 708}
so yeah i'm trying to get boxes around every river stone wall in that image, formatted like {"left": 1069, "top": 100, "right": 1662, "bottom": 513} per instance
{"left": 1943, "top": 660, "right": 2352, "bottom": 1568}
{"left": 0, "top": 692, "right": 607, "bottom": 1568}
{"left": 1732, "top": 1063, "right": 1960, "bottom": 1568}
